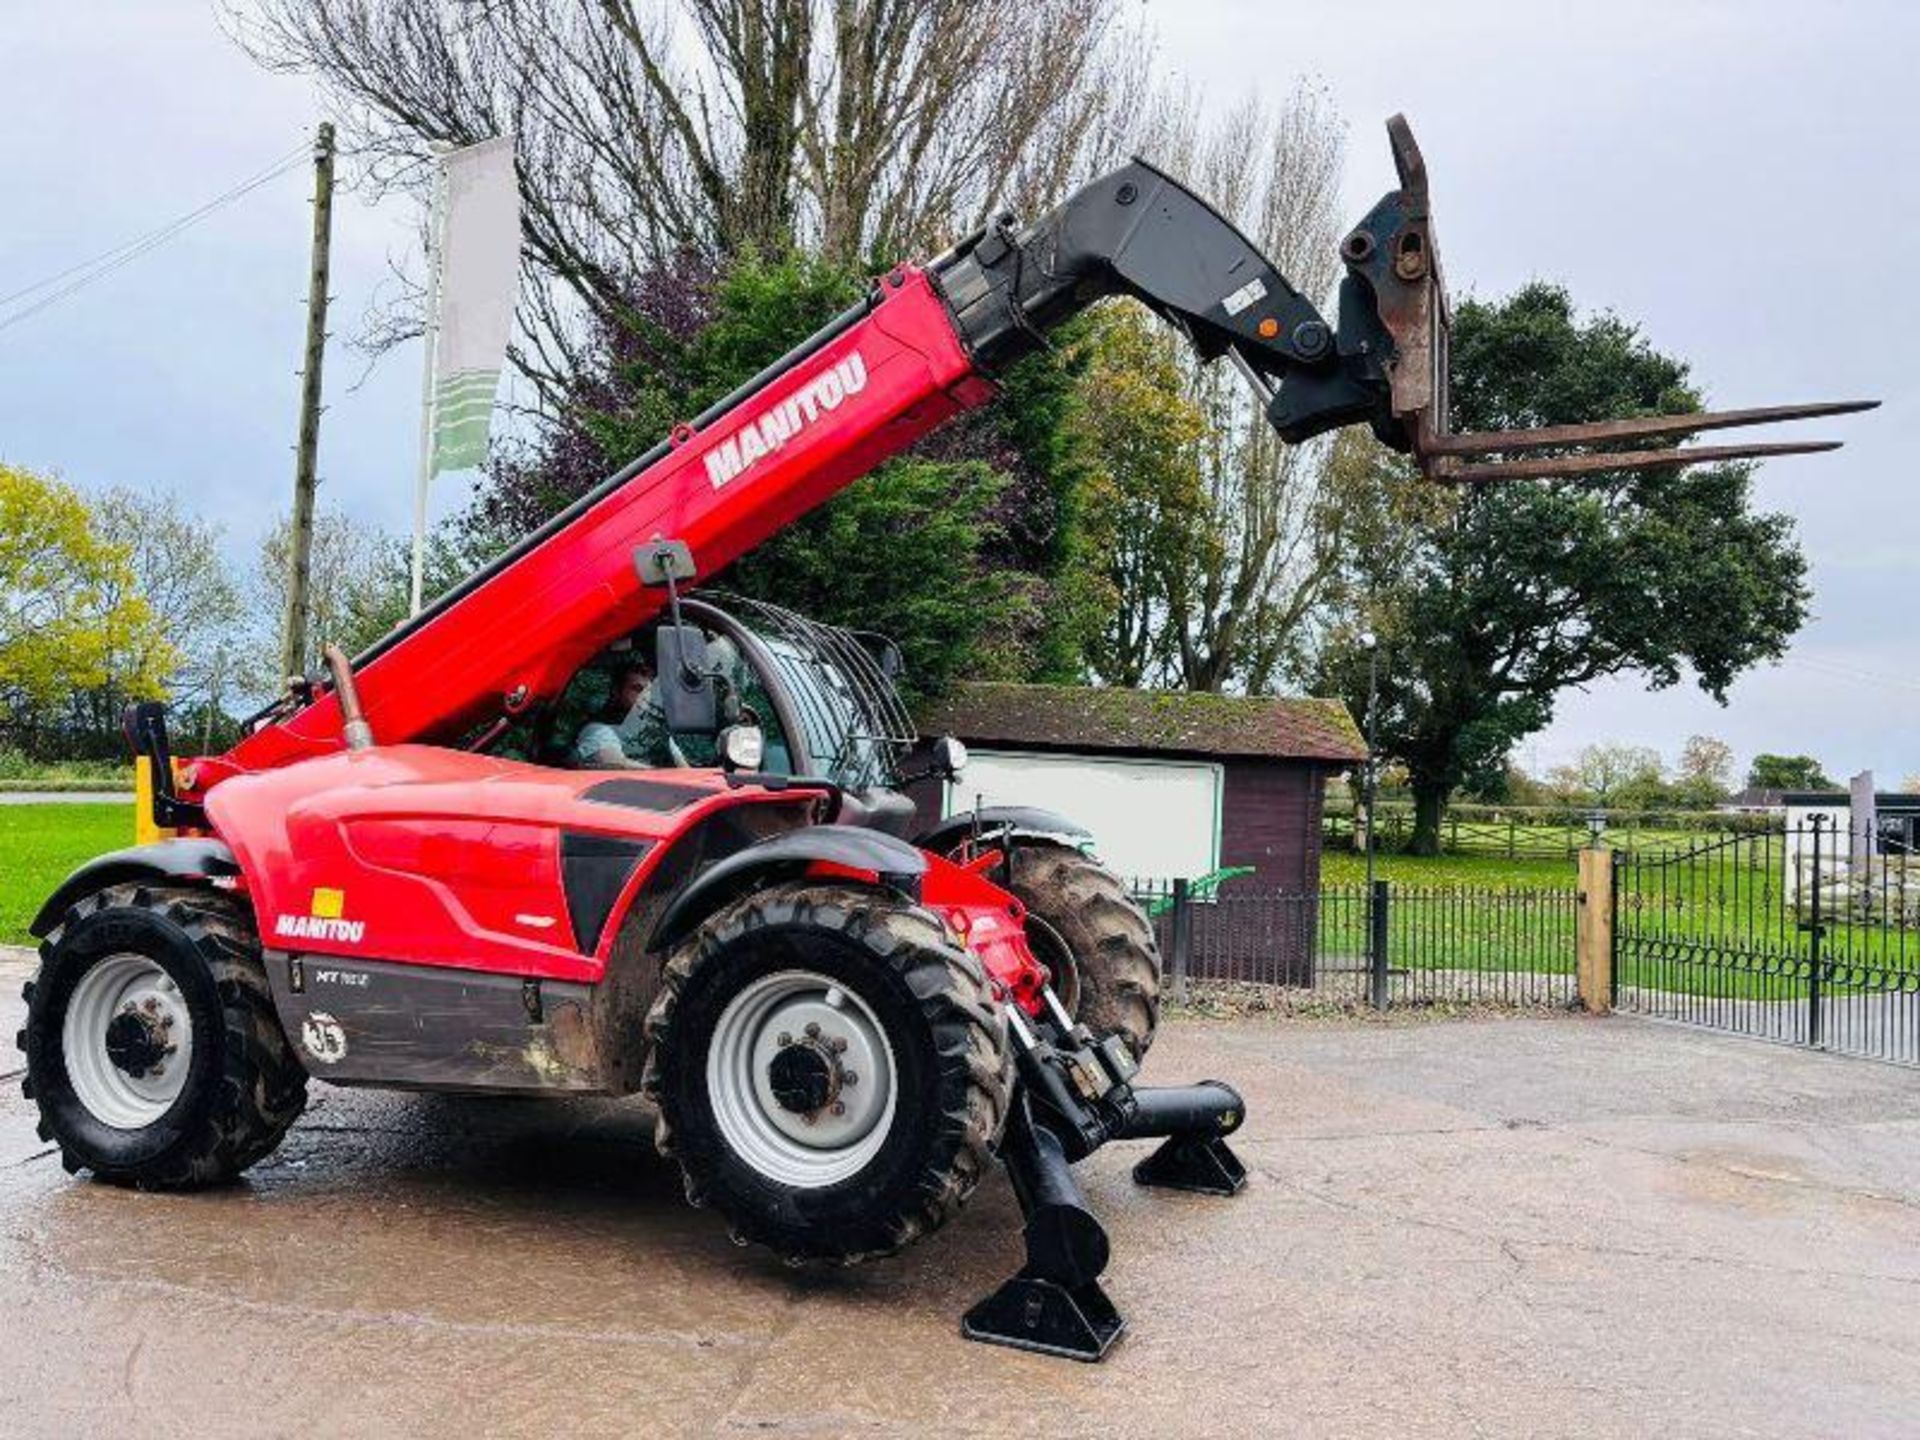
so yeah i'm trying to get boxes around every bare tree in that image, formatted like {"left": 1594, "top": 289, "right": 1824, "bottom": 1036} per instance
{"left": 1095, "top": 79, "right": 1349, "bottom": 693}
{"left": 227, "top": 0, "right": 1141, "bottom": 400}
{"left": 251, "top": 508, "right": 394, "bottom": 688}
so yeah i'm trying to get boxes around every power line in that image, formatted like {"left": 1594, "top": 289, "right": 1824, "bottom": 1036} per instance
{"left": 0, "top": 141, "right": 311, "bottom": 338}
{"left": 1781, "top": 654, "right": 1920, "bottom": 695}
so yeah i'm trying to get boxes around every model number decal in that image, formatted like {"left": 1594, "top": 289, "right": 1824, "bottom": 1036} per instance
{"left": 1222, "top": 277, "right": 1267, "bottom": 317}
{"left": 310, "top": 967, "right": 370, "bottom": 987}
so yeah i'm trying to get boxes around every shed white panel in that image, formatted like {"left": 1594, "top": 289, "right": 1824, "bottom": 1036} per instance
{"left": 944, "top": 750, "right": 1221, "bottom": 882}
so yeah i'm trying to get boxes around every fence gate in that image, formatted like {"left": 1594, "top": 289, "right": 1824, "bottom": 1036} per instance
{"left": 1612, "top": 819, "right": 1920, "bottom": 1064}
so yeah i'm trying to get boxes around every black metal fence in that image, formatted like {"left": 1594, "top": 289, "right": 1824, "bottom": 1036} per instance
{"left": 1324, "top": 804, "right": 1777, "bottom": 861}
{"left": 1614, "top": 819, "right": 1920, "bottom": 1065}
{"left": 1128, "top": 879, "right": 1578, "bottom": 1009}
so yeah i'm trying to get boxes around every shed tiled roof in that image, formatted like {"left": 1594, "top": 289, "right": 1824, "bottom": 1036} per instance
{"left": 917, "top": 682, "right": 1366, "bottom": 764}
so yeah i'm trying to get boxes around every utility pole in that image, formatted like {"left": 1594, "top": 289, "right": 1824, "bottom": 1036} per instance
{"left": 282, "top": 120, "right": 336, "bottom": 682}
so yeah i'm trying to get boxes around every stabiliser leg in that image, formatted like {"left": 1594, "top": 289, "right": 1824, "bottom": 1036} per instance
{"left": 1119, "top": 1081, "right": 1250, "bottom": 1197}
{"left": 960, "top": 1095, "right": 1125, "bottom": 1362}
{"left": 961, "top": 999, "right": 1251, "bottom": 1360}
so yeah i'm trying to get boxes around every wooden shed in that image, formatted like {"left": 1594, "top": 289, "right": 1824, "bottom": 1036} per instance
{"left": 905, "top": 681, "right": 1366, "bottom": 893}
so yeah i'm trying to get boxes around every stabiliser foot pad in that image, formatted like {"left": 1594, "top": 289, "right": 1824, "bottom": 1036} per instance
{"left": 961, "top": 1276, "right": 1126, "bottom": 1362}
{"left": 1132, "top": 1133, "right": 1248, "bottom": 1196}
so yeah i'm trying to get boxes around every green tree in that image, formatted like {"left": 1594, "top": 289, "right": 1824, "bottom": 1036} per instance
{"left": 1069, "top": 305, "right": 1206, "bottom": 685}
{"left": 59, "top": 489, "right": 245, "bottom": 757}
{"left": 1746, "top": 752, "right": 1834, "bottom": 792}
{"left": 724, "top": 459, "right": 1020, "bottom": 690}
{"left": 1317, "top": 284, "right": 1811, "bottom": 854}
{"left": 1572, "top": 742, "right": 1667, "bottom": 810}
{"left": 0, "top": 465, "right": 170, "bottom": 757}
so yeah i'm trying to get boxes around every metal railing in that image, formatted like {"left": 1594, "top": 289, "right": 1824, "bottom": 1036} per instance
{"left": 1127, "top": 879, "right": 1579, "bottom": 1010}
{"left": 1323, "top": 805, "right": 1779, "bottom": 861}
{"left": 1613, "top": 820, "right": 1920, "bottom": 1065}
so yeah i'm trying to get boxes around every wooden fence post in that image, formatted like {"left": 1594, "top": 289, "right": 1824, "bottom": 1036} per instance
{"left": 1576, "top": 846, "right": 1614, "bottom": 1014}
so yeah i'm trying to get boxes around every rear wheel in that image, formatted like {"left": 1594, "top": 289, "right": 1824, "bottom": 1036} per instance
{"left": 1004, "top": 842, "right": 1162, "bottom": 1060}
{"left": 645, "top": 883, "right": 1010, "bottom": 1264}
{"left": 18, "top": 884, "right": 307, "bottom": 1187}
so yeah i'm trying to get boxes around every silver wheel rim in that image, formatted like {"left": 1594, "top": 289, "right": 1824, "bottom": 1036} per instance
{"left": 61, "top": 954, "right": 193, "bottom": 1130}
{"left": 705, "top": 969, "right": 896, "bottom": 1189}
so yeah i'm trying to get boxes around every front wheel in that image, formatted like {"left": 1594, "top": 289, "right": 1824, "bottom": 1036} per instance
{"left": 644, "top": 883, "right": 1010, "bottom": 1264}
{"left": 18, "top": 884, "right": 307, "bottom": 1187}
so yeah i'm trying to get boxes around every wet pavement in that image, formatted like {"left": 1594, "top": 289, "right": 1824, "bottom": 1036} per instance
{"left": 4, "top": 947, "right": 1920, "bottom": 1438}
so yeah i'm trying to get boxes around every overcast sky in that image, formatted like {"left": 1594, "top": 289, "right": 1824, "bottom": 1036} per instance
{"left": 1, "top": 1, "right": 1911, "bottom": 784}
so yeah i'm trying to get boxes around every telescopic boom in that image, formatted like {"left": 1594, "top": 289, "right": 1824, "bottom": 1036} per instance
{"left": 186, "top": 117, "right": 1870, "bottom": 794}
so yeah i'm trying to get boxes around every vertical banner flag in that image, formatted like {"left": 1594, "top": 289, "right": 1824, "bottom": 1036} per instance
{"left": 412, "top": 135, "right": 518, "bottom": 612}
{"left": 428, "top": 136, "right": 519, "bottom": 474}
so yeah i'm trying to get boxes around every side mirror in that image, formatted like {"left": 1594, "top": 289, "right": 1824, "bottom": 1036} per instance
{"left": 655, "top": 625, "right": 718, "bottom": 735}
{"left": 932, "top": 735, "right": 968, "bottom": 779}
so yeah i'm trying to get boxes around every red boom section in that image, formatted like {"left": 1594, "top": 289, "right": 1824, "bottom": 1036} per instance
{"left": 192, "top": 269, "right": 993, "bottom": 791}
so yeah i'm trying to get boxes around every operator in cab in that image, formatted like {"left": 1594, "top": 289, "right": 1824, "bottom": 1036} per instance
{"left": 569, "top": 661, "right": 670, "bottom": 769}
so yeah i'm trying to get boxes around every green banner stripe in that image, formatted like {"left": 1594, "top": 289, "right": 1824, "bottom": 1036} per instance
{"left": 434, "top": 398, "right": 497, "bottom": 426}
{"left": 435, "top": 377, "right": 499, "bottom": 405}
{"left": 435, "top": 366, "right": 500, "bottom": 393}
{"left": 430, "top": 367, "right": 501, "bottom": 473}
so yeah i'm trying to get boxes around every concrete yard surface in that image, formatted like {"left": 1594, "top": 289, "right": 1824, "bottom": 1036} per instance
{"left": 2, "top": 947, "right": 1919, "bottom": 1437}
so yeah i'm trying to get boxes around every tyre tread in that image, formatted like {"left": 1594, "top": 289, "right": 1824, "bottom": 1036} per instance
{"left": 643, "top": 882, "right": 1009, "bottom": 1265}
{"left": 18, "top": 883, "right": 306, "bottom": 1189}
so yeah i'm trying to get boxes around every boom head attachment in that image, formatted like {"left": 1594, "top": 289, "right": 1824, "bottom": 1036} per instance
{"left": 1312, "top": 116, "right": 1877, "bottom": 482}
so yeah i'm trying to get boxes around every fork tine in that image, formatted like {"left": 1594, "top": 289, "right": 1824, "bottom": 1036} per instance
{"left": 1434, "top": 439, "right": 1844, "bottom": 485}
{"left": 1424, "top": 401, "right": 1878, "bottom": 459}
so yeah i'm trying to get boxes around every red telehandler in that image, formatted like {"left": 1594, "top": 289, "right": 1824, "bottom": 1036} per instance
{"left": 17, "top": 118, "right": 1870, "bottom": 1360}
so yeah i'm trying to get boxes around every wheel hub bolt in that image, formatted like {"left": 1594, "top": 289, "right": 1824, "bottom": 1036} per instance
{"left": 843, "top": 1071, "right": 858, "bottom": 1086}
{"left": 829, "top": 1036, "right": 847, "bottom": 1053}
{"left": 831, "top": 1101, "right": 846, "bottom": 1117}
{"left": 777, "top": 1032, "right": 791, "bottom": 1046}
{"left": 804, "top": 1022, "right": 820, "bottom": 1038}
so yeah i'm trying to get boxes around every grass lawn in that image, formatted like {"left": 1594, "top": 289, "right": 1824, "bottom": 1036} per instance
{"left": 1320, "top": 849, "right": 1575, "bottom": 888}
{"left": 1318, "top": 841, "right": 1918, "bottom": 999}
{"left": 0, "top": 804, "right": 133, "bottom": 946}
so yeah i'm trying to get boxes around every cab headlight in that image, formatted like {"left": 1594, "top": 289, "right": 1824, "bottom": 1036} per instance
{"left": 719, "top": 723, "right": 765, "bottom": 772}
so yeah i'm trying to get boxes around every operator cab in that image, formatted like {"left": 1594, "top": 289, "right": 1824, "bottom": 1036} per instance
{"left": 486, "top": 592, "right": 923, "bottom": 839}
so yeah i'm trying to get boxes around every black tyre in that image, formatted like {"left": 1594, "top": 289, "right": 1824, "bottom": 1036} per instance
{"left": 17, "top": 884, "right": 307, "bottom": 1187}
{"left": 1004, "top": 841, "right": 1162, "bottom": 1060}
{"left": 644, "top": 883, "right": 1010, "bottom": 1264}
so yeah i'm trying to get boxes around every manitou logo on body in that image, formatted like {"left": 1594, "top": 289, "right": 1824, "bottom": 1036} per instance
{"left": 703, "top": 351, "right": 869, "bottom": 490}
{"left": 275, "top": 886, "right": 366, "bottom": 945}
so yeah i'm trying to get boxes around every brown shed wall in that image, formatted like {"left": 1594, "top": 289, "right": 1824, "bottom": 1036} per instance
{"left": 1216, "top": 759, "right": 1330, "bottom": 892}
